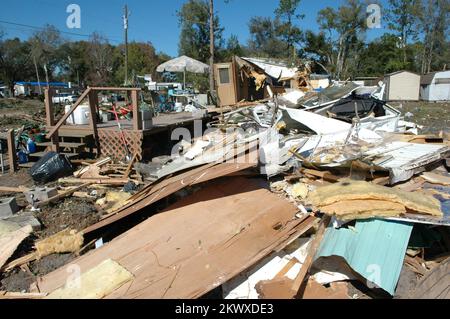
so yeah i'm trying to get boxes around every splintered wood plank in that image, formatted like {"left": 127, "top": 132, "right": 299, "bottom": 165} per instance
{"left": 0, "top": 225, "right": 33, "bottom": 269}
{"left": 34, "top": 177, "right": 308, "bottom": 299}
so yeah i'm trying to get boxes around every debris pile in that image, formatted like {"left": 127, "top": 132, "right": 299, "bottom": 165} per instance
{"left": 0, "top": 81, "right": 449, "bottom": 299}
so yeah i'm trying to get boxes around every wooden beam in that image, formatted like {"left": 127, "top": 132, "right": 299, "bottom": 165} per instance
{"left": 6, "top": 129, "right": 16, "bottom": 172}
{"left": 131, "top": 89, "right": 141, "bottom": 130}
{"left": 59, "top": 177, "right": 132, "bottom": 185}
{"left": 46, "top": 87, "right": 92, "bottom": 139}
{"left": 292, "top": 215, "right": 330, "bottom": 298}
{"left": 0, "top": 186, "right": 29, "bottom": 193}
{"left": 123, "top": 153, "right": 137, "bottom": 177}
{"left": 88, "top": 90, "right": 101, "bottom": 156}
{"left": 44, "top": 88, "right": 59, "bottom": 151}
{"left": 44, "top": 88, "right": 54, "bottom": 127}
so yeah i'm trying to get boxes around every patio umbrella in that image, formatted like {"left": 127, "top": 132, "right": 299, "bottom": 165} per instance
{"left": 156, "top": 55, "right": 210, "bottom": 89}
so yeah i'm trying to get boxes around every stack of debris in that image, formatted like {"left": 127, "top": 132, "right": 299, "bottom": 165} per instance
{"left": 0, "top": 81, "right": 449, "bottom": 299}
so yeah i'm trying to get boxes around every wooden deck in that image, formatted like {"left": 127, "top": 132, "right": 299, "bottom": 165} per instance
{"left": 51, "top": 112, "right": 205, "bottom": 135}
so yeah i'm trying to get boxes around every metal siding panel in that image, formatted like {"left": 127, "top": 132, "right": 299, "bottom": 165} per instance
{"left": 315, "top": 218, "right": 413, "bottom": 295}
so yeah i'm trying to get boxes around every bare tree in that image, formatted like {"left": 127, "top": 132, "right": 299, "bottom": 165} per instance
{"left": 87, "top": 33, "right": 113, "bottom": 86}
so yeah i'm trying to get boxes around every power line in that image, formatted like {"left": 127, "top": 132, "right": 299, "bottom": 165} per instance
{"left": 0, "top": 20, "right": 122, "bottom": 43}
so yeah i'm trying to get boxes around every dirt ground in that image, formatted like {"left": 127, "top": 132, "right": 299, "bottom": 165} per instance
{"left": 0, "top": 169, "right": 101, "bottom": 292}
{"left": 0, "top": 98, "right": 47, "bottom": 129}
{"left": 0, "top": 253, "right": 74, "bottom": 292}
{"left": 390, "top": 101, "right": 450, "bottom": 134}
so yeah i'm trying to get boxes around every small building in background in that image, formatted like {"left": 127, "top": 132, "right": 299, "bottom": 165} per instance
{"left": 420, "top": 70, "right": 450, "bottom": 101}
{"left": 382, "top": 71, "right": 420, "bottom": 101}
{"left": 0, "top": 82, "right": 13, "bottom": 98}
{"left": 354, "top": 76, "right": 380, "bottom": 87}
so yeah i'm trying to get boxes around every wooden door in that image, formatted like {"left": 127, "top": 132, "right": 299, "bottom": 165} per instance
{"left": 214, "top": 63, "right": 236, "bottom": 106}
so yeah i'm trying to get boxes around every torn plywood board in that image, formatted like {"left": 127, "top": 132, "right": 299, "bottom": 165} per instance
{"left": 308, "top": 179, "right": 442, "bottom": 220}
{"left": 33, "top": 178, "right": 311, "bottom": 299}
{"left": 45, "top": 259, "right": 133, "bottom": 299}
{"left": 314, "top": 218, "right": 413, "bottom": 295}
{"left": 83, "top": 160, "right": 257, "bottom": 234}
{"left": 0, "top": 225, "right": 33, "bottom": 269}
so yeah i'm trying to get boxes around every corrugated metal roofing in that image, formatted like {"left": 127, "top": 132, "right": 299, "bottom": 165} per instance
{"left": 363, "top": 141, "right": 450, "bottom": 184}
{"left": 315, "top": 218, "right": 413, "bottom": 295}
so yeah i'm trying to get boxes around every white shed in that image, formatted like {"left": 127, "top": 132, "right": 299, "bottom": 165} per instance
{"left": 420, "top": 71, "right": 450, "bottom": 101}
{"left": 383, "top": 71, "right": 420, "bottom": 101}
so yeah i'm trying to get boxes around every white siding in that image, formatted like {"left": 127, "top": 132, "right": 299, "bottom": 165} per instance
{"left": 428, "top": 71, "right": 450, "bottom": 101}
{"left": 387, "top": 71, "right": 420, "bottom": 101}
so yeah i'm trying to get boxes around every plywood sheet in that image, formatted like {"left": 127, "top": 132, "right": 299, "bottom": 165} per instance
{"left": 84, "top": 161, "right": 256, "bottom": 234}
{"left": 34, "top": 178, "right": 306, "bottom": 299}
{"left": 0, "top": 225, "right": 32, "bottom": 269}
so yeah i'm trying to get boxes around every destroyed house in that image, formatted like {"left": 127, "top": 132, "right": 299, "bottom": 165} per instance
{"left": 214, "top": 56, "right": 299, "bottom": 106}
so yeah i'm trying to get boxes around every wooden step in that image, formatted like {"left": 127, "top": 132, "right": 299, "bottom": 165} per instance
{"left": 18, "top": 162, "right": 36, "bottom": 168}
{"left": 36, "top": 142, "right": 86, "bottom": 148}
{"left": 28, "top": 151, "right": 79, "bottom": 158}
{"left": 54, "top": 129, "right": 93, "bottom": 138}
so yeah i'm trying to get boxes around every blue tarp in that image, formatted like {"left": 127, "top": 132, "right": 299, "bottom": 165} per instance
{"left": 15, "top": 82, "right": 68, "bottom": 87}
{"left": 315, "top": 218, "right": 413, "bottom": 295}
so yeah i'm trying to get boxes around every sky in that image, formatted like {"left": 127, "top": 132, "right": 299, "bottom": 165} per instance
{"left": 0, "top": 0, "right": 392, "bottom": 57}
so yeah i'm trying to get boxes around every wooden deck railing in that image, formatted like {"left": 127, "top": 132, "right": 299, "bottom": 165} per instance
{"left": 44, "top": 86, "right": 142, "bottom": 158}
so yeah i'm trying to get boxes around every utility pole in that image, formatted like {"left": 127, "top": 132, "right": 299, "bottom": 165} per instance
{"left": 123, "top": 5, "right": 129, "bottom": 86}
{"left": 209, "top": 0, "right": 215, "bottom": 94}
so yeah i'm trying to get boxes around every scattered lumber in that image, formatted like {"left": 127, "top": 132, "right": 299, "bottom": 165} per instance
{"left": 32, "top": 177, "right": 314, "bottom": 298}
{"left": 123, "top": 153, "right": 138, "bottom": 178}
{"left": 300, "top": 168, "right": 340, "bottom": 182}
{"left": 73, "top": 157, "right": 111, "bottom": 178}
{"left": 0, "top": 186, "right": 29, "bottom": 193}
{"left": 59, "top": 177, "right": 133, "bottom": 186}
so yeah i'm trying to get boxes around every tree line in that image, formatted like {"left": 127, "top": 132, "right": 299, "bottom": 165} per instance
{"left": 179, "top": 0, "right": 449, "bottom": 79}
{"left": 0, "top": 0, "right": 448, "bottom": 93}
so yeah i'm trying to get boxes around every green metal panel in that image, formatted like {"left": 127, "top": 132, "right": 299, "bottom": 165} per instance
{"left": 315, "top": 218, "right": 413, "bottom": 295}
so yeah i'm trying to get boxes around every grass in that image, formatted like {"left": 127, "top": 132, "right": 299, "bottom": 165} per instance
{"left": 389, "top": 101, "right": 450, "bottom": 134}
